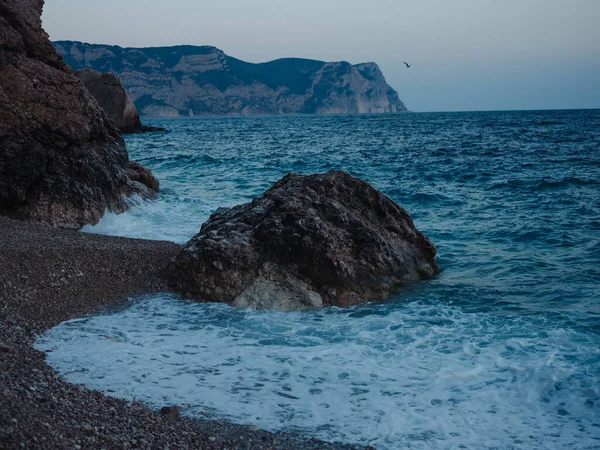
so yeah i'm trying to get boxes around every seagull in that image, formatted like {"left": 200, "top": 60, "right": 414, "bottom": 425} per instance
{"left": 403, "top": 61, "right": 411, "bottom": 68}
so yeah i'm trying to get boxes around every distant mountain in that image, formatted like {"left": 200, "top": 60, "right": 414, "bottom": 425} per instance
{"left": 54, "top": 41, "right": 407, "bottom": 117}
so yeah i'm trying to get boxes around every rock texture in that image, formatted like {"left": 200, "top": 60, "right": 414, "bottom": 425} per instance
{"left": 0, "top": 1, "right": 157, "bottom": 229}
{"left": 74, "top": 68, "right": 165, "bottom": 133}
{"left": 74, "top": 68, "right": 143, "bottom": 133}
{"left": 164, "top": 171, "right": 439, "bottom": 310}
{"left": 124, "top": 160, "right": 159, "bottom": 199}
{"left": 54, "top": 41, "right": 408, "bottom": 117}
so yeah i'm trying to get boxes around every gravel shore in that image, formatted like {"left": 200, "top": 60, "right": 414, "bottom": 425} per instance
{"left": 0, "top": 216, "right": 367, "bottom": 449}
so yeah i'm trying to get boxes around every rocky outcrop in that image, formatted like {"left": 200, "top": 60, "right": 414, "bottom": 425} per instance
{"left": 54, "top": 41, "right": 408, "bottom": 117}
{"left": 124, "top": 161, "right": 159, "bottom": 200}
{"left": 74, "top": 69, "right": 142, "bottom": 133}
{"left": 164, "top": 171, "right": 439, "bottom": 310}
{"left": 0, "top": 1, "right": 158, "bottom": 229}
{"left": 74, "top": 69, "right": 165, "bottom": 134}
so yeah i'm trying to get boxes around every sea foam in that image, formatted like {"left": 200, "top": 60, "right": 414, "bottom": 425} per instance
{"left": 35, "top": 295, "right": 600, "bottom": 450}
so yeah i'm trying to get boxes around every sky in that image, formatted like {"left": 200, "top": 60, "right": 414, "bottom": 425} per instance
{"left": 42, "top": 0, "right": 600, "bottom": 112}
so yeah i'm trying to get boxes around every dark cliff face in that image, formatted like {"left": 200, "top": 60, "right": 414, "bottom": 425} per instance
{"left": 54, "top": 41, "right": 408, "bottom": 117}
{"left": 75, "top": 69, "right": 143, "bottom": 134}
{"left": 0, "top": 0, "right": 129, "bottom": 229}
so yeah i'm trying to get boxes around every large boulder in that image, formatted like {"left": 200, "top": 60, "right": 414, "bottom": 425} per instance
{"left": 164, "top": 170, "right": 439, "bottom": 310}
{"left": 74, "top": 69, "right": 144, "bottom": 134}
{"left": 74, "top": 69, "right": 165, "bottom": 134}
{"left": 0, "top": 0, "right": 157, "bottom": 229}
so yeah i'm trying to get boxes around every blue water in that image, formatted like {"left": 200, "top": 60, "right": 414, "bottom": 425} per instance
{"left": 37, "top": 110, "right": 600, "bottom": 449}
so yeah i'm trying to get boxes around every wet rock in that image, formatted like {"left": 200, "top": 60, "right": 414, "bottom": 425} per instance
{"left": 160, "top": 406, "right": 181, "bottom": 421}
{"left": 123, "top": 180, "right": 155, "bottom": 200}
{"left": 127, "top": 161, "right": 159, "bottom": 193}
{"left": 123, "top": 161, "right": 159, "bottom": 200}
{"left": 0, "top": 0, "right": 128, "bottom": 229}
{"left": 165, "top": 170, "right": 439, "bottom": 310}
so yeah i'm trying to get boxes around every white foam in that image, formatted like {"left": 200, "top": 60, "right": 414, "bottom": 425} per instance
{"left": 82, "top": 195, "right": 216, "bottom": 244}
{"left": 35, "top": 296, "right": 600, "bottom": 449}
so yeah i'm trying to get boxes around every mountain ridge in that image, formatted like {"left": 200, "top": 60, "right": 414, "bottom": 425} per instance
{"left": 54, "top": 40, "right": 407, "bottom": 117}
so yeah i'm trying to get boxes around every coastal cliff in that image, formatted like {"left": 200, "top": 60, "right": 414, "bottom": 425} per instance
{"left": 54, "top": 41, "right": 408, "bottom": 117}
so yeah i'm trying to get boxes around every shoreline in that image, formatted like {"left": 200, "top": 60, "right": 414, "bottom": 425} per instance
{"left": 0, "top": 216, "right": 365, "bottom": 449}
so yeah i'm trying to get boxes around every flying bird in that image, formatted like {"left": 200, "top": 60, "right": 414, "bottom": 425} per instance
{"left": 403, "top": 61, "right": 411, "bottom": 68}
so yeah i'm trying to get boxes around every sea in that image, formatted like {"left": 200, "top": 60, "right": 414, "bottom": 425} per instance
{"left": 35, "top": 110, "right": 600, "bottom": 449}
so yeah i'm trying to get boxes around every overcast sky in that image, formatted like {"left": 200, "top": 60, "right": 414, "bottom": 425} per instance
{"left": 42, "top": 0, "right": 600, "bottom": 112}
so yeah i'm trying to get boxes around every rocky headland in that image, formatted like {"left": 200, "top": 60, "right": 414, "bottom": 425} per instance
{"left": 54, "top": 41, "right": 408, "bottom": 117}
{"left": 165, "top": 170, "right": 439, "bottom": 310}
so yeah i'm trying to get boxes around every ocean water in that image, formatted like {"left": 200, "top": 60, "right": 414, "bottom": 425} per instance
{"left": 36, "top": 110, "right": 600, "bottom": 449}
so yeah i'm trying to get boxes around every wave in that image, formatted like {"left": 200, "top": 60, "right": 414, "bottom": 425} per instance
{"left": 537, "top": 120, "right": 566, "bottom": 126}
{"left": 36, "top": 297, "right": 600, "bottom": 450}
{"left": 486, "top": 176, "right": 598, "bottom": 191}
